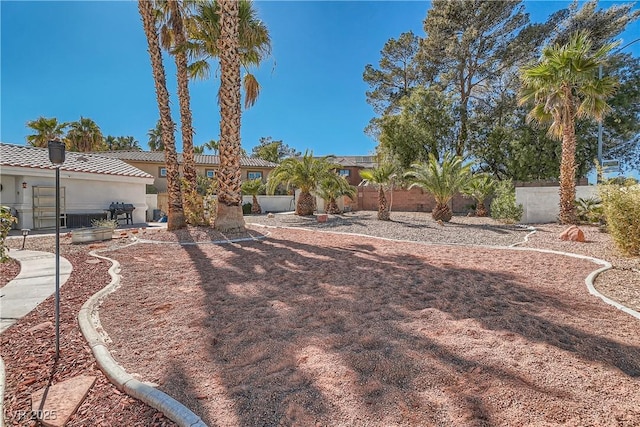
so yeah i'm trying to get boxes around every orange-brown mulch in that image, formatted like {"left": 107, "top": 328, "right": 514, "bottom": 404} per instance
{"left": 97, "top": 227, "right": 640, "bottom": 426}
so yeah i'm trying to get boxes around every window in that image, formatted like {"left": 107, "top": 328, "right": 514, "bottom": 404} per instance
{"left": 205, "top": 169, "right": 216, "bottom": 178}
{"left": 159, "top": 167, "right": 167, "bottom": 177}
{"left": 339, "top": 169, "right": 350, "bottom": 177}
{"left": 247, "top": 171, "right": 263, "bottom": 180}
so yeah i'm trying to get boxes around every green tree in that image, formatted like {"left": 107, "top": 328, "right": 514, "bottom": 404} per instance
{"left": 363, "top": 31, "right": 424, "bottom": 115}
{"left": 26, "top": 117, "right": 67, "bottom": 147}
{"left": 377, "top": 87, "right": 454, "bottom": 169}
{"left": 241, "top": 178, "right": 265, "bottom": 214}
{"left": 267, "top": 151, "right": 338, "bottom": 216}
{"left": 147, "top": 121, "right": 164, "bottom": 151}
{"left": 316, "top": 175, "right": 356, "bottom": 214}
{"left": 419, "top": 0, "right": 548, "bottom": 156}
{"left": 404, "top": 153, "right": 472, "bottom": 222}
{"left": 251, "top": 137, "right": 300, "bottom": 163}
{"left": 359, "top": 163, "right": 397, "bottom": 221}
{"left": 115, "top": 136, "right": 141, "bottom": 150}
{"left": 519, "top": 31, "right": 618, "bottom": 224}
{"left": 462, "top": 173, "right": 496, "bottom": 217}
{"left": 138, "top": 0, "right": 185, "bottom": 230}
{"left": 203, "top": 139, "right": 219, "bottom": 154}
{"left": 66, "top": 117, "right": 104, "bottom": 152}
{"left": 189, "top": 0, "right": 271, "bottom": 109}
{"left": 215, "top": 0, "right": 246, "bottom": 232}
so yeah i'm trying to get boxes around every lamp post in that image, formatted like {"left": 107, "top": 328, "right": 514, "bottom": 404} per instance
{"left": 597, "top": 37, "right": 640, "bottom": 181}
{"left": 21, "top": 229, "right": 30, "bottom": 250}
{"left": 48, "top": 140, "right": 65, "bottom": 360}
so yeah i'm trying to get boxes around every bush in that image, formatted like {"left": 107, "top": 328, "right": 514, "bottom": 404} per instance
{"left": 575, "top": 197, "right": 603, "bottom": 224}
{"left": 242, "top": 202, "right": 253, "bottom": 215}
{"left": 490, "top": 180, "right": 523, "bottom": 223}
{"left": 0, "top": 206, "right": 17, "bottom": 262}
{"left": 91, "top": 218, "right": 119, "bottom": 229}
{"left": 599, "top": 184, "right": 640, "bottom": 256}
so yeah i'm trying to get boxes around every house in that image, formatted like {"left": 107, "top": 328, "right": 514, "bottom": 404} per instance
{"left": 94, "top": 150, "right": 278, "bottom": 193}
{"left": 331, "top": 156, "right": 378, "bottom": 186}
{"left": 0, "top": 143, "right": 154, "bottom": 229}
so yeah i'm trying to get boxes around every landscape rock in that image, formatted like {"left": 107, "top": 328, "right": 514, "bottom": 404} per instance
{"left": 559, "top": 225, "right": 586, "bottom": 242}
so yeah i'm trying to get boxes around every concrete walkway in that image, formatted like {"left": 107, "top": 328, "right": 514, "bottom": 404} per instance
{"left": 0, "top": 249, "right": 73, "bottom": 334}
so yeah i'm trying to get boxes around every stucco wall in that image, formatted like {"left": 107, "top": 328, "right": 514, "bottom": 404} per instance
{"left": 1, "top": 168, "right": 152, "bottom": 229}
{"left": 516, "top": 185, "right": 598, "bottom": 223}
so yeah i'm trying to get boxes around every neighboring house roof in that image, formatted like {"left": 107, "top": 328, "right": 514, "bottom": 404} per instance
{"left": 0, "top": 143, "right": 153, "bottom": 178}
{"left": 321, "top": 155, "right": 378, "bottom": 169}
{"left": 93, "top": 150, "right": 278, "bottom": 168}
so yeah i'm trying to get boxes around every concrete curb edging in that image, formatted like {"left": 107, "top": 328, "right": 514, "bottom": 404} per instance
{"left": 78, "top": 245, "right": 207, "bottom": 427}
{"left": 0, "top": 354, "right": 5, "bottom": 427}
{"left": 247, "top": 222, "right": 640, "bottom": 321}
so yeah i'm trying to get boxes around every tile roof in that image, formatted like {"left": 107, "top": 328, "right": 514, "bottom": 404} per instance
{"left": 0, "top": 143, "right": 153, "bottom": 178}
{"left": 94, "top": 150, "right": 278, "bottom": 168}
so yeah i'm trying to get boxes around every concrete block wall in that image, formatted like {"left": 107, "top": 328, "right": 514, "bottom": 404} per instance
{"left": 516, "top": 185, "right": 598, "bottom": 223}
{"left": 356, "top": 187, "right": 473, "bottom": 213}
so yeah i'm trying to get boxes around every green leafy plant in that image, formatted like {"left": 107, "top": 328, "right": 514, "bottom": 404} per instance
{"left": 404, "top": 153, "right": 472, "bottom": 222}
{"left": 241, "top": 178, "right": 265, "bottom": 214}
{"left": 599, "top": 184, "right": 640, "bottom": 256}
{"left": 490, "top": 180, "right": 523, "bottom": 223}
{"left": 575, "top": 197, "right": 603, "bottom": 224}
{"left": 316, "top": 175, "right": 356, "bottom": 214}
{"left": 90, "top": 218, "right": 119, "bottom": 229}
{"left": 462, "top": 173, "right": 496, "bottom": 217}
{"left": 0, "top": 206, "right": 17, "bottom": 262}
{"left": 360, "top": 163, "right": 397, "bottom": 221}
{"left": 242, "top": 202, "right": 253, "bottom": 215}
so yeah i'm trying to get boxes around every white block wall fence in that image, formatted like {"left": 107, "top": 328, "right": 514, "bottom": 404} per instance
{"left": 516, "top": 185, "right": 598, "bottom": 223}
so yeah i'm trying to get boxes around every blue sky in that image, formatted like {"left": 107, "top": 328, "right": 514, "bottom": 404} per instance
{"left": 1, "top": 1, "right": 639, "bottom": 160}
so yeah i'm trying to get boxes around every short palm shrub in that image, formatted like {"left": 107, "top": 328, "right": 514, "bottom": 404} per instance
{"left": 490, "top": 180, "right": 523, "bottom": 223}
{"left": 463, "top": 173, "right": 496, "bottom": 217}
{"left": 316, "top": 175, "right": 356, "bottom": 214}
{"left": 241, "top": 178, "right": 265, "bottom": 214}
{"left": 405, "top": 153, "right": 472, "bottom": 222}
{"left": 360, "top": 163, "right": 397, "bottom": 221}
{"left": 599, "top": 184, "right": 640, "bottom": 256}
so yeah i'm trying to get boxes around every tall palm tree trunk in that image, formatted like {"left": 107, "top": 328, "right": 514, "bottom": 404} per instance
{"left": 139, "top": 0, "right": 185, "bottom": 230}
{"left": 215, "top": 0, "right": 245, "bottom": 232}
{"left": 168, "top": 0, "right": 200, "bottom": 223}
{"left": 559, "top": 91, "right": 578, "bottom": 224}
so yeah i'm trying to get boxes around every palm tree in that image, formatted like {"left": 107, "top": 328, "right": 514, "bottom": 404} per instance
{"left": 359, "top": 163, "right": 397, "bottom": 221}
{"left": 66, "top": 117, "right": 104, "bottom": 152}
{"left": 267, "top": 151, "right": 337, "bottom": 216}
{"left": 193, "top": 145, "right": 205, "bottom": 154}
{"left": 26, "top": 117, "right": 67, "bottom": 147}
{"left": 241, "top": 178, "right": 264, "bottom": 214}
{"left": 147, "top": 121, "right": 165, "bottom": 151}
{"left": 188, "top": 0, "right": 271, "bottom": 108}
{"left": 519, "top": 31, "right": 618, "bottom": 224}
{"left": 404, "top": 153, "right": 472, "bottom": 222}
{"left": 316, "top": 175, "right": 357, "bottom": 214}
{"left": 158, "top": 0, "right": 197, "bottom": 201}
{"left": 215, "top": 0, "right": 245, "bottom": 232}
{"left": 138, "top": 0, "right": 185, "bottom": 230}
{"left": 203, "top": 139, "right": 219, "bottom": 154}
{"left": 105, "top": 135, "right": 118, "bottom": 150}
{"left": 463, "top": 173, "right": 495, "bottom": 217}
{"left": 115, "top": 136, "right": 141, "bottom": 150}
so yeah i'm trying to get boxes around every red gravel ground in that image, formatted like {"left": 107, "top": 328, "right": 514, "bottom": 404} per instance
{"left": 96, "top": 227, "right": 640, "bottom": 427}
{"left": 1, "top": 248, "right": 175, "bottom": 427}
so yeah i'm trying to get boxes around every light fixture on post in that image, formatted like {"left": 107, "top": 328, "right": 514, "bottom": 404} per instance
{"left": 21, "top": 229, "right": 30, "bottom": 250}
{"left": 48, "top": 140, "right": 66, "bottom": 361}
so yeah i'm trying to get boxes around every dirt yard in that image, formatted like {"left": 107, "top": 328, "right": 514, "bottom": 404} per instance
{"left": 97, "top": 226, "right": 640, "bottom": 427}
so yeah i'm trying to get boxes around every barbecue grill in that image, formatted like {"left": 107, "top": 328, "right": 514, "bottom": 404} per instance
{"left": 108, "top": 202, "right": 135, "bottom": 224}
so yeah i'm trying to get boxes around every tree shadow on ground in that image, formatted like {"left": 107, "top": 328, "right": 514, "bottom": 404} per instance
{"left": 144, "top": 229, "right": 640, "bottom": 426}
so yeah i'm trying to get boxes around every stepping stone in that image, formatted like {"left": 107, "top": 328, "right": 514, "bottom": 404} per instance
{"left": 31, "top": 375, "right": 96, "bottom": 427}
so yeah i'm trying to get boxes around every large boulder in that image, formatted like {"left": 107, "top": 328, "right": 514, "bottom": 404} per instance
{"left": 559, "top": 225, "right": 586, "bottom": 242}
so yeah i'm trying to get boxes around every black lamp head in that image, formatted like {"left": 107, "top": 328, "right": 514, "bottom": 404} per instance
{"left": 48, "top": 140, "right": 66, "bottom": 165}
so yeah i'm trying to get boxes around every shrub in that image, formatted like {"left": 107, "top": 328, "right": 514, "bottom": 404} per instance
{"left": 599, "top": 184, "right": 640, "bottom": 256}
{"left": 91, "top": 218, "right": 119, "bottom": 229}
{"left": 0, "top": 206, "right": 17, "bottom": 262}
{"left": 145, "top": 184, "right": 159, "bottom": 194}
{"left": 490, "top": 180, "right": 523, "bottom": 223}
{"left": 575, "top": 197, "right": 603, "bottom": 224}
{"left": 242, "top": 202, "right": 253, "bottom": 215}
